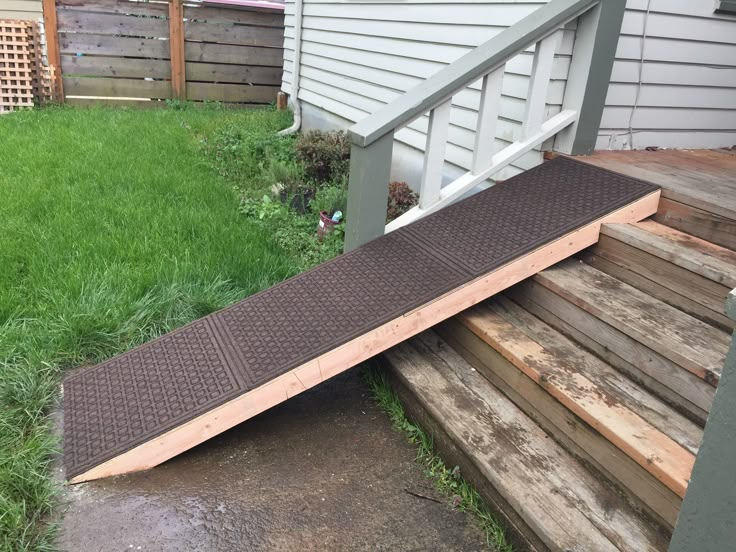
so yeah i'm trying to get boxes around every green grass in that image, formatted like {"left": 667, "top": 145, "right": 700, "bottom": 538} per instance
{"left": 0, "top": 105, "right": 305, "bottom": 550}
{"left": 362, "top": 367, "right": 514, "bottom": 552}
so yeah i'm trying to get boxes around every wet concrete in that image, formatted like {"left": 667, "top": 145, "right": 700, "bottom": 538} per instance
{"left": 58, "top": 370, "right": 486, "bottom": 551}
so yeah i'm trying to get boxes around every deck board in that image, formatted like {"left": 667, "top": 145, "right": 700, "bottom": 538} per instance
{"left": 576, "top": 149, "right": 736, "bottom": 222}
{"left": 62, "top": 158, "right": 660, "bottom": 482}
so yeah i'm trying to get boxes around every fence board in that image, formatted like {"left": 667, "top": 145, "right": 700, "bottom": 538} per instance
{"left": 185, "top": 21, "right": 283, "bottom": 47}
{"left": 57, "top": 0, "right": 168, "bottom": 17}
{"left": 61, "top": 55, "right": 170, "bottom": 79}
{"left": 60, "top": 33, "right": 169, "bottom": 58}
{"left": 57, "top": 10, "right": 169, "bottom": 38}
{"left": 185, "top": 61, "right": 281, "bottom": 85}
{"left": 66, "top": 96, "right": 167, "bottom": 107}
{"left": 184, "top": 5, "right": 284, "bottom": 27}
{"left": 63, "top": 76, "right": 171, "bottom": 98}
{"left": 169, "top": 0, "right": 185, "bottom": 99}
{"left": 186, "top": 81, "right": 278, "bottom": 103}
{"left": 184, "top": 42, "right": 282, "bottom": 65}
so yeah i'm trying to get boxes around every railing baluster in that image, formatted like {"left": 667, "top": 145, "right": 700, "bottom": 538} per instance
{"left": 419, "top": 99, "right": 452, "bottom": 210}
{"left": 472, "top": 67, "right": 504, "bottom": 175}
{"left": 522, "top": 31, "right": 560, "bottom": 139}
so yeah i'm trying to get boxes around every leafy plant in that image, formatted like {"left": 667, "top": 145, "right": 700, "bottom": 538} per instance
{"left": 165, "top": 99, "right": 191, "bottom": 111}
{"left": 266, "top": 160, "right": 305, "bottom": 197}
{"left": 205, "top": 121, "right": 297, "bottom": 185}
{"left": 386, "top": 181, "right": 419, "bottom": 222}
{"left": 311, "top": 180, "right": 348, "bottom": 217}
{"left": 295, "top": 130, "right": 351, "bottom": 184}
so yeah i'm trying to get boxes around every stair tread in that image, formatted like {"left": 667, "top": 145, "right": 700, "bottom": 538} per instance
{"left": 440, "top": 315, "right": 683, "bottom": 528}
{"left": 492, "top": 296, "right": 702, "bottom": 454}
{"left": 387, "top": 331, "right": 669, "bottom": 551}
{"left": 509, "top": 279, "right": 715, "bottom": 419}
{"left": 602, "top": 220, "right": 736, "bottom": 289}
{"left": 457, "top": 299, "right": 697, "bottom": 499}
{"left": 534, "top": 259, "right": 730, "bottom": 385}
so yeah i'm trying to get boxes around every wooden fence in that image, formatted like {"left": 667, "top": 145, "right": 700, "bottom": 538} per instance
{"left": 42, "top": 0, "right": 284, "bottom": 107}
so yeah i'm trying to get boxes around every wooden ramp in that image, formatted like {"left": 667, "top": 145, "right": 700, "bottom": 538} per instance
{"left": 62, "top": 158, "right": 660, "bottom": 483}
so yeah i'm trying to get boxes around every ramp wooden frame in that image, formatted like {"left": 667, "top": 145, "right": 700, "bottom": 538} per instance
{"left": 69, "top": 189, "right": 659, "bottom": 483}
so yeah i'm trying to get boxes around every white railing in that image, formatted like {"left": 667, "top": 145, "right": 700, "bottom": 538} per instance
{"left": 388, "top": 30, "right": 572, "bottom": 232}
{"left": 345, "top": 0, "right": 626, "bottom": 250}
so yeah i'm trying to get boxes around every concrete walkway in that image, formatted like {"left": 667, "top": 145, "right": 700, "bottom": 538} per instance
{"left": 59, "top": 370, "right": 486, "bottom": 551}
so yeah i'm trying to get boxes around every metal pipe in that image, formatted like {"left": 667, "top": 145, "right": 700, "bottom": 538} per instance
{"left": 278, "top": 0, "right": 303, "bottom": 136}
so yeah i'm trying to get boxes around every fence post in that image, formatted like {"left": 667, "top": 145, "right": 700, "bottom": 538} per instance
{"left": 553, "top": 0, "right": 626, "bottom": 155}
{"left": 669, "top": 290, "right": 736, "bottom": 551}
{"left": 168, "top": 0, "right": 186, "bottom": 101}
{"left": 41, "top": 0, "right": 63, "bottom": 102}
{"left": 344, "top": 132, "right": 393, "bottom": 252}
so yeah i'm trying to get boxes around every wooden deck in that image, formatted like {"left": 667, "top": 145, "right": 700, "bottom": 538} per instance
{"left": 573, "top": 149, "right": 736, "bottom": 250}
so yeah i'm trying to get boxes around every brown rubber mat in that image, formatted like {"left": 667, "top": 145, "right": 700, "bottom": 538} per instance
{"left": 63, "top": 157, "right": 659, "bottom": 479}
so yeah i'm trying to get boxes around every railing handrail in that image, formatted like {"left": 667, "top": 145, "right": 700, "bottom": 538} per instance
{"left": 348, "top": 0, "right": 599, "bottom": 148}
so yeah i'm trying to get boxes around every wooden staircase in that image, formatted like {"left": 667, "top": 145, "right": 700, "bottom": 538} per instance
{"left": 382, "top": 150, "right": 736, "bottom": 550}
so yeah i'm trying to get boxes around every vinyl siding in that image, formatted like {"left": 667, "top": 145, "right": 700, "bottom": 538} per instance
{"left": 282, "top": 0, "right": 736, "bottom": 168}
{"left": 597, "top": 0, "right": 736, "bottom": 149}
{"left": 0, "top": 0, "right": 42, "bottom": 20}
{"left": 281, "top": 0, "right": 575, "bottom": 180}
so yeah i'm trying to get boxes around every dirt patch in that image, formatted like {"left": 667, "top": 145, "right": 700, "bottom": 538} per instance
{"left": 57, "top": 370, "right": 486, "bottom": 551}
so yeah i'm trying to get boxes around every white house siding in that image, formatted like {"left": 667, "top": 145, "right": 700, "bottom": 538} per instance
{"left": 597, "top": 0, "right": 736, "bottom": 150}
{"left": 281, "top": 0, "right": 575, "bottom": 184}
{"left": 0, "top": 0, "right": 42, "bottom": 20}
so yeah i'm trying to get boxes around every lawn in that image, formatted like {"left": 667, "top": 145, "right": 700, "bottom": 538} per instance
{"left": 0, "top": 105, "right": 324, "bottom": 550}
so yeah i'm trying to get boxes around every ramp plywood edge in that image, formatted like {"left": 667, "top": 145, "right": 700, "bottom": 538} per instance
{"left": 63, "top": 158, "right": 660, "bottom": 483}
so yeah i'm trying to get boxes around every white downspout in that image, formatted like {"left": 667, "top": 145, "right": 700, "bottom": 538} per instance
{"left": 278, "top": 0, "right": 304, "bottom": 136}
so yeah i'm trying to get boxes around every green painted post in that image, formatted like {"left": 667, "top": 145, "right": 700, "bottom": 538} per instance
{"left": 669, "top": 290, "right": 736, "bottom": 551}
{"left": 554, "top": 0, "right": 626, "bottom": 155}
{"left": 344, "top": 132, "right": 394, "bottom": 252}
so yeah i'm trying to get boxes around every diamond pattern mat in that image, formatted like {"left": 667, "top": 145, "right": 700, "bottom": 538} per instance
{"left": 63, "top": 157, "right": 659, "bottom": 479}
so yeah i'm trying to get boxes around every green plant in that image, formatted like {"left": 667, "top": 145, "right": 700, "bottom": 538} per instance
{"left": 295, "top": 130, "right": 351, "bottom": 184}
{"left": 165, "top": 99, "right": 191, "bottom": 111}
{"left": 203, "top": 116, "right": 296, "bottom": 186}
{"left": 266, "top": 160, "right": 305, "bottom": 197}
{"left": 362, "top": 366, "right": 513, "bottom": 552}
{"left": 311, "top": 180, "right": 348, "bottom": 217}
{"left": 386, "top": 181, "right": 419, "bottom": 222}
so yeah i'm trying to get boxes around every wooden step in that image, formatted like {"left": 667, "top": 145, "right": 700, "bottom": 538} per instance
{"left": 439, "top": 316, "right": 682, "bottom": 529}
{"left": 510, "top": 279, "right": 713, "bottom": 424}
{"left": 580, "top": 221, "right": 736, "bottom": 331}
{"left": 605, "top": 221, "right": 736, "bottom": 289}
{"left": 383, "top": 331, "right": 670, "bottom": 551}
{"left": 534, "top": 260, "right": 730, "bottom": 387}
{"left": 655, "top": 198, "right": 736, "bottom": 252}
{"left": 570, "top": 150, "right": 736, "bottom": 250}
{"left": 452, "top": 298, "right": 699, "bottom": 499}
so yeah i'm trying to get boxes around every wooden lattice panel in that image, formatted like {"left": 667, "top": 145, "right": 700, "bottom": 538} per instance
{"left": 29, "top": 22, "right": 53, "bottom": 105}
{"left": 0, "top": 20, "right": 37, "bottom": 113}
